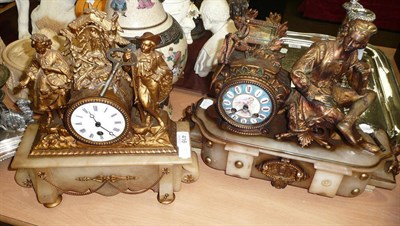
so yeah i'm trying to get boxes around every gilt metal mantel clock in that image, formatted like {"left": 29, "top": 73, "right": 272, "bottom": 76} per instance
{"left": 10, "top": 6, "right": 198, "bottom": 207}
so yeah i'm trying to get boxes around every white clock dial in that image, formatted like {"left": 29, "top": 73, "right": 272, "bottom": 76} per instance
{"left": 65, "top": 97, "right": 130, "bottom": 145}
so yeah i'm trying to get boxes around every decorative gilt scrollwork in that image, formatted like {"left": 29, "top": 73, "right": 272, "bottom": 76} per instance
{"left": 256, "top": 158, "right": 308, "bottom": 189}
{"left": 76, "top": 175, "right": 136, "bottom": 183}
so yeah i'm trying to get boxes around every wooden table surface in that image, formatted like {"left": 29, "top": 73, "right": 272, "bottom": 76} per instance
{"left": 0, "top": 48, "right": 399, "bottom": 225}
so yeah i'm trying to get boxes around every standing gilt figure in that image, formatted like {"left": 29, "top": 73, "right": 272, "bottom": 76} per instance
{"left": 18, "top": 33, "right": 72, "bottom": 125}
{"left": 132, "top": 32, "right": 173, "bottom": 142}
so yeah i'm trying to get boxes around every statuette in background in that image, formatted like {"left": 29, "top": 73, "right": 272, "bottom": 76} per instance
{"left": 277, "top": 19, "right": 379, "bottom": 153}
{"left": 194, "top": 0, "right": 237, "bottom": 77}
{"left": 162, "top": 0, "right": 200, "bottom": 44}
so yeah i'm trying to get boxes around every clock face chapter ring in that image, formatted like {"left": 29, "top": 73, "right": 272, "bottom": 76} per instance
{"left": 64, "top": 97, "right": 130, "bottom": 145}
{"left": 217, "top": 79, "right": 276, "bottom": 130}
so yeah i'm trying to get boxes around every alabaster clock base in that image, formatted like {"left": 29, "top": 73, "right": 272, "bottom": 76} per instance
{"left": 188, "top": 99, "right": 397, "bottom": 198}
{"left": 11, "top": 122, "right": 199, "bottom": 207}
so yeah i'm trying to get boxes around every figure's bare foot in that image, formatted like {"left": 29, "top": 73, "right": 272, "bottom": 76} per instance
{"left": 337, "top": 121, "right": 357, "bottom": 145}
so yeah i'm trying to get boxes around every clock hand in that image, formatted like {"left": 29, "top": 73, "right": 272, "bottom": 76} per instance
{"left": 239, "top": 104, "right": 252, "bottom": 116}
{"left": 87, "top": 111, "right": 116, "bottom": 137}
{"left": 228, "top": 108, "right": 240, "bottom": 115}
{"left": 229, "top": 104, "right": 253, "bottom": 116}
{"left": 99, "top": 125, "right": 116, "bottom": 137}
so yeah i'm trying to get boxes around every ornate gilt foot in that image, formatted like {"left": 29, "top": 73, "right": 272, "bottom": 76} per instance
{"left": 157, "top": 192, "right": 175, "bottom": 204}
{"left": 43, "top": 195, "right": 62, "bottom": 208}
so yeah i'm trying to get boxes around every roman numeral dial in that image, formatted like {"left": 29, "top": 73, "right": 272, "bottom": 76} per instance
{"left": 65, "top": 97, "right": 130, "bottom": 145}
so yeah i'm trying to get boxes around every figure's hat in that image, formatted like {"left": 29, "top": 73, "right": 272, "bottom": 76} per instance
{"left": 137, "top": 32, "right": 161, "bottom": 46}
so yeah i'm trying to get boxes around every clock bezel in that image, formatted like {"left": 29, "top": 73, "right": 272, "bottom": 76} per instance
{"left": 217, "top": 78, "right": 277, "bottom": 131}
{"left": 64, "top": 96, "right": 131, "bottom": 146}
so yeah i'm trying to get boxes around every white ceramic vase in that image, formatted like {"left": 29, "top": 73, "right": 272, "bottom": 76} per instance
{"left": 105, "top": 0, "right": 188, "bottom": 84}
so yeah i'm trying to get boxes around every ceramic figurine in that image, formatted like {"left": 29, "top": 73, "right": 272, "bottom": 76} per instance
{"left": 277, "top": 19, "right": 379, "bottom": 153}
{"left": 162, "top": 0, "right": 200, "bottom": 44}
{"left": 194, "top": 0, "right": 237, "bottom": 77}
{"left": 8, "top": 0, "right": 108, "bottom": 39}
{"left": 9, "top": 0, "right": 77, "bottom": 38}
{"left": 110, "top": 0, "right": 127, "bottom": 16}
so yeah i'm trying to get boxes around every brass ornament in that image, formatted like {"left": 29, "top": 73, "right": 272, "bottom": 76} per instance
{"left": 22, "top": 179, "right": 33, "bottom": 188}
{"left": 234, "top": 160, "right": 244, "bottom": 169}
{"left": 128, "top": 32, "right": 174, "bottom": 146}
{"left": 204, "top": 156, "right": 212, "bottom": 165}
{"left": 359, "top": 173, "right": 369, "bottom": 181}
{"left": 351, "top": 188, "right": 361, "bottom": 195}
{"left": 256, "top": 158, "right": 308, "bottom": 189}
{"left": 76, "top": 175, "right": 136, "bottom": 183}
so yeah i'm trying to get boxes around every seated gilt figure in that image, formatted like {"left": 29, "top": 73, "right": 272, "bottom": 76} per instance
{"left": 277, "top": 19, "right": 379, "bottom": 153}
